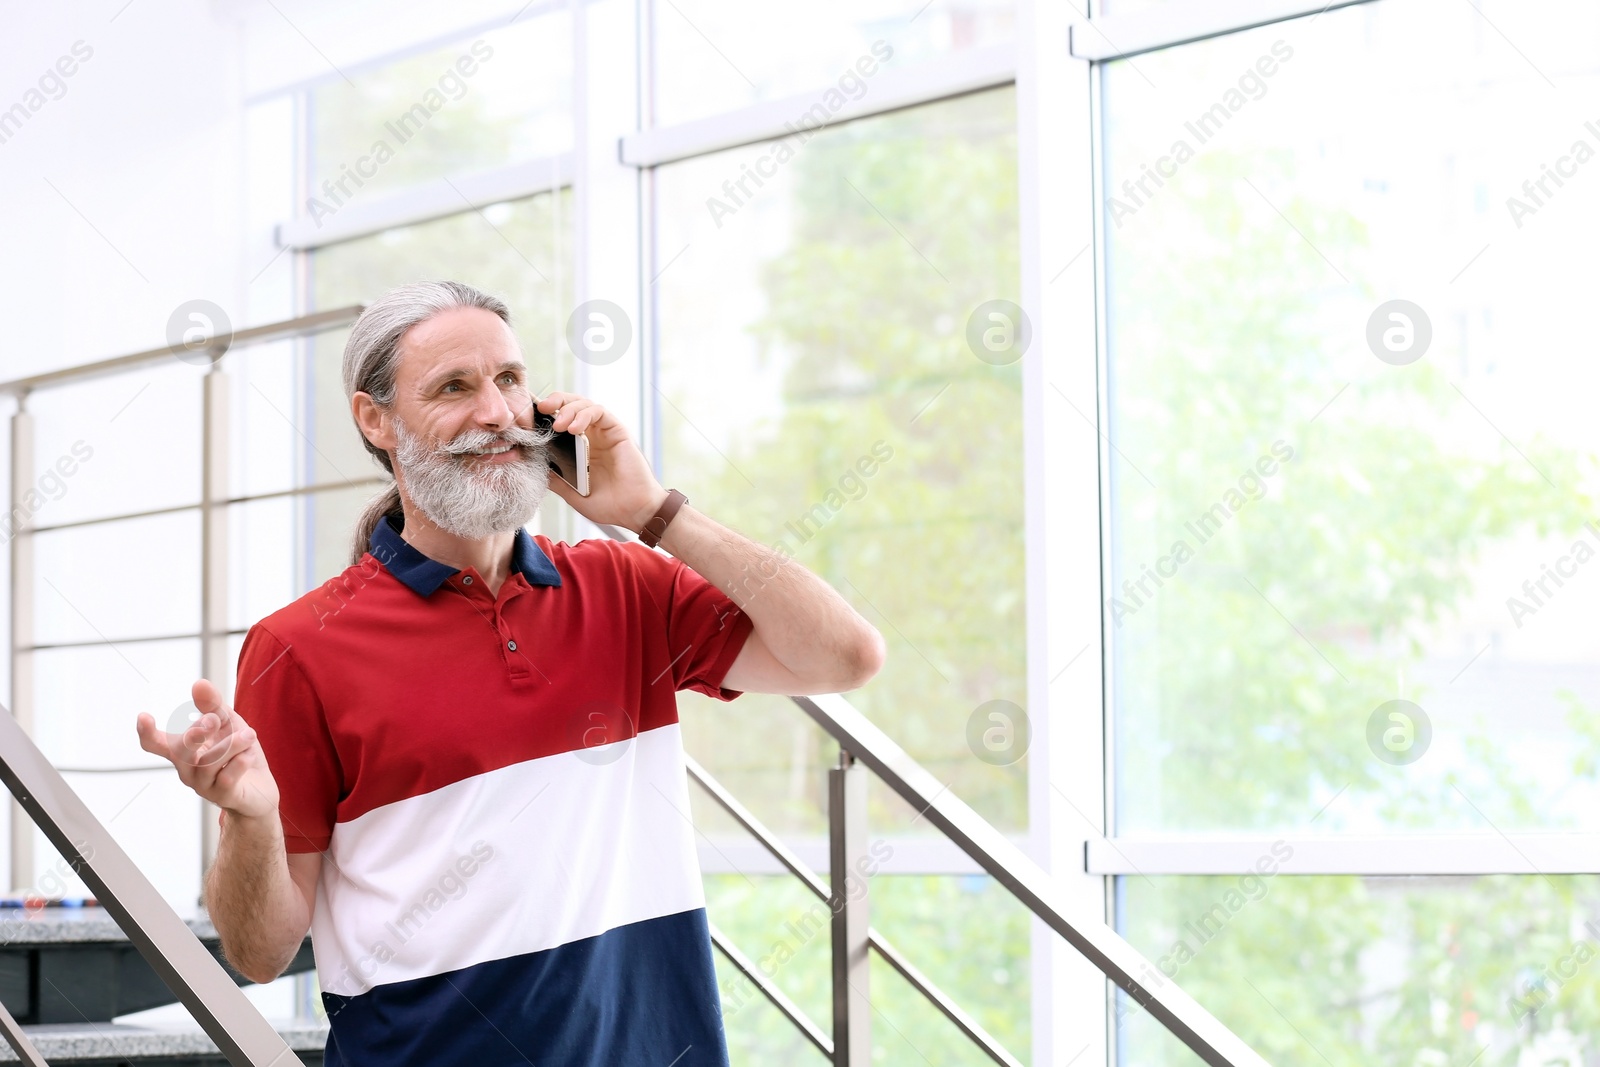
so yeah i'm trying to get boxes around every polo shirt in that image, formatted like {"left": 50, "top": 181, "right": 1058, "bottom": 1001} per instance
{"left": 232, "top": 512, "right": 755, "bottom": 1066}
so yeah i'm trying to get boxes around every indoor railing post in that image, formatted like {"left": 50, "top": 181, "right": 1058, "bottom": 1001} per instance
{"left": 199, "top": 363, "right": 229, "bottom": 888}
{"left": 828, "top": 747, "right": 870, "bottom": 1066}
{"left": 8, "top": 398, "right": 34, "bottom": 895}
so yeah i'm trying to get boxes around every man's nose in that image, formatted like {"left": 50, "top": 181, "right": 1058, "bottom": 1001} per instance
{"left": 471, "top": 382, "right": 521, "bottom": 430}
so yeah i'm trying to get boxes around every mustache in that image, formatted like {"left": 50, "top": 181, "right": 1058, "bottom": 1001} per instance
{"left": 436, "top": 422, "right": 556, "bottom": 459}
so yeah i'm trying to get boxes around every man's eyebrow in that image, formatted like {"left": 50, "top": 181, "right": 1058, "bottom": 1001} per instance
{"left": 422, "top": 361, "right": 526, "bottom": 391}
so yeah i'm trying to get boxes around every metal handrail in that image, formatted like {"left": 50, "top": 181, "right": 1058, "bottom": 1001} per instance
{"left": 0, "top": 997, "right": 46, "bottom": 1067}
{"left": 0, "top": 701, "right": 300, "bottom": 1066}
{"left": 26, "top": 475, "right": 392, "bottom": 537}
{"left": 0, "top": 306, "right": 364, "bottom": 398}
{"left": 790, "top": 694, "right": 1271, "bottom": 1067}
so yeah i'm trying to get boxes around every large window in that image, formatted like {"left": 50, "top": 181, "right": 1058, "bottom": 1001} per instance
{"left": 309, "top": 11, "right": 572, "bottom": 201}
{"left": 657, "top": 86, "right": 1026, "bottom": 833}
{"left": 1106, "top": 0, "right": 1600, "bottom": 836}
{"left": 652, "top": 81, "right": 1030, "bottom": 1060}
{"left": 1103, "top": 1, "right": 1600, "bottom": 1062}
{"left": 1119, "top": 874, "right": 1600, "bottom": 1065}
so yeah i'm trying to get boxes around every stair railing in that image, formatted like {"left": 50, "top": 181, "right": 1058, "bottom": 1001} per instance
{"left": 0, "top": 702, "right": 304, "bottom": 1066}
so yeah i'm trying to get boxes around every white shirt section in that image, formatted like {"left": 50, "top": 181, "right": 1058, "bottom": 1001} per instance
{"left": 310, "top": 722, "right": 706, "bottom": 997}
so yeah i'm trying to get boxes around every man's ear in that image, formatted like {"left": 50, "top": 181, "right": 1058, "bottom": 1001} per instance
{"left": 352, "top": 392, "right": 395, "bottom": 452}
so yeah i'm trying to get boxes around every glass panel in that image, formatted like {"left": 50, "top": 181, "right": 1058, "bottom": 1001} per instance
{"left": 659, "top": 88, "right": 1026, "bottom": 835}
{"left": 708, "top": 873, "right": 1030, "bottom": 1065}
{"left": 871, "top": 873, "right": 1031, "bottom": 1058}
{"left": 653, "top": 0, "right": 1015, "bottom": 126}
{"left": 26, "top": 365, "right": 201, "bottom": 526}
{"left": 310, "top": 192, "right": 571, "bottom": 373}
{"left": 227, "top": 337, "right": 357, "bottom": 501}
{"left": 28, "top": 639, "right": 201, "bottom": 909}
{"left": 34, "top": 637, "right": 198, "bottom": 770}
{"left": 230, "top": 493, "right": 298, "bottom": 634}
{"left": 1103, "top": 1, "right": 1600, "bottom": 834}
{"left": 686, "top": 696, "right": 832, "bottom": 837}
{"left": 1118, "top": 873, "right": 1600, "bottom": 1067}
{"left": 229, "top": 484, "right": 390, "bottom": 632}
{"left": 308, "top": 13, "right": 572, "bottom": 204}
{"left": 28, "top": 771, "right": 202, "bottom": 910}
{"left": 33, "top": 511, "right": 200, "bottom": 646}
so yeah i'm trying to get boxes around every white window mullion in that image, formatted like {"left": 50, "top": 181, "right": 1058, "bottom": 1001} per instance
{"left": 1018, "top": 0, "right": 1109, "bottom": 1063}
{"left": 1088, "top": 835, "right": 1600, "bottom": 876}
{"left": 1069, "top": 0, "right": 1380, "bottom": 62}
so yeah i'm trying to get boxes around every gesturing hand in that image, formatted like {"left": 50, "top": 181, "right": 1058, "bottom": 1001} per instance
{"left": 136, "top": 679, "right": 279, "bottom": 820}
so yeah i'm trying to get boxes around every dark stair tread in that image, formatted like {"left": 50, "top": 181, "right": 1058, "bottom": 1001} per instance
{"left": 0, "top": 906, "right": 316, "bottom": 1025}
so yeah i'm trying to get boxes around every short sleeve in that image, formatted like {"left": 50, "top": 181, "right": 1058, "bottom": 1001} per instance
{"left": 233, "top": 623, "right": 342, "bottom": 853}
{"left": 621, "top": 542, "right": 756, "bottom": 701}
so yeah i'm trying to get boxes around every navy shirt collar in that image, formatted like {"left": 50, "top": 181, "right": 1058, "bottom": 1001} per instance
{"left": 369, "top": 513, "right": 562, "bottom": 596}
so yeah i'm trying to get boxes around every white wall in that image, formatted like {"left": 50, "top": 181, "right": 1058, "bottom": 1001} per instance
{"left": 0, "top": 0, "right": 543, "bottom": 378}
{"left": 0, "top": 1, "right": 250, "bottom": 378}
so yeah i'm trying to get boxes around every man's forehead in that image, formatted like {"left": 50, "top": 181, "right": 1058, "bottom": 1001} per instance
{"left": 397, "top": 312, "right": 523, "bottom": 381}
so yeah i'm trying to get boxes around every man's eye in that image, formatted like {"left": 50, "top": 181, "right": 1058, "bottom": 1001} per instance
{"left": 443, "top": 383, "right": 462, "bottom": 393}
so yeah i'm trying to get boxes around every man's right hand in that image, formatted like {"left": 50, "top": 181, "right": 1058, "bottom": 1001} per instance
{"left": 136, "top": 679, "right": 280, "bottom": 820}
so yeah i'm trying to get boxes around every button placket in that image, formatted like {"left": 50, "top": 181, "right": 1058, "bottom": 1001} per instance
{"left": 493, "top": 613, "right": 523, "bottom": 674}
{"left": 495, "top": 580, "right": 526, "bottom": 657}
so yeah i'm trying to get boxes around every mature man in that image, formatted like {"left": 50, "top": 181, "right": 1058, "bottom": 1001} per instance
{"left": 135, "top": 280, "right": 886, "bottom": 1066}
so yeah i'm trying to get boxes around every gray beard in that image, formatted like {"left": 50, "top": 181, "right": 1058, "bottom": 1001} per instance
{"left": 392, "top": 416, "right": 556, "bottom": 540}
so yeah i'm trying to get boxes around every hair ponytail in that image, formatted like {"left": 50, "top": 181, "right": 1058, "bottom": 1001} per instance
{"left": 351, "top": 482, "right": 404, "bottom": 566}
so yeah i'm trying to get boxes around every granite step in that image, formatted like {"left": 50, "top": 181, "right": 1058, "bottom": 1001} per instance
{"left": 0, "top": 1020, "right": 326, "bottom": 1065}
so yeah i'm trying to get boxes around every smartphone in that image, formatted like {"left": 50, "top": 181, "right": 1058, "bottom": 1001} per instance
{"left": 533, "top": 408, "right": 590, "bottom": 496}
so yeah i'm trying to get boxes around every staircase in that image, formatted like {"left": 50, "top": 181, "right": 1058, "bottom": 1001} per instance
{"left": 0, "top": 906, "right": 320, "bottom": 1065}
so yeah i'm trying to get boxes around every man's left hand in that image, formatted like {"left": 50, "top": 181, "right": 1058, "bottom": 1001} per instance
{"left": 535, "top": 392, "right": 668, "bottom": 533}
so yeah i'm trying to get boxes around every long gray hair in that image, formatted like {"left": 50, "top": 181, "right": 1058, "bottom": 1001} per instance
{"left": 342, "top": 281, "right": 513, "bottom": 564}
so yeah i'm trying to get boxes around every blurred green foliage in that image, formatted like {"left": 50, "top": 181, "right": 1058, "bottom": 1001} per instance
{"left": 660, "top": 88, "right": 1033, "bottom": 1064}
{"left": 1107, "top": 136, "right": 1600, "bottom": 1067}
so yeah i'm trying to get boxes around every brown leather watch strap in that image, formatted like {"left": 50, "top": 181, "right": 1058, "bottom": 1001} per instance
{"left": 638, "top": 488, "right": 688, "bottom": 549}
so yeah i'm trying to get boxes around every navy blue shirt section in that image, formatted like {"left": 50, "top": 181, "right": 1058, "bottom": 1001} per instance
{"left": 369, "top": 514, "right": 562, "bottom": 596}
{"left": 321, "top": 909, "right": 730, "bottom": 1067}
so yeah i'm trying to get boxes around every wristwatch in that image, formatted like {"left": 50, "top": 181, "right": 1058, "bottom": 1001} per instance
{"left": 638, "top": 489, "right": 688, "bottom": 549}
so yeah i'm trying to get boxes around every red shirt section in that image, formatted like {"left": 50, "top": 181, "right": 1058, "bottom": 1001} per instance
{"left": 233, "top": 533, "right": 754, "bottom": 853}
